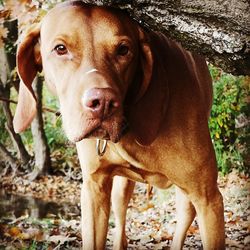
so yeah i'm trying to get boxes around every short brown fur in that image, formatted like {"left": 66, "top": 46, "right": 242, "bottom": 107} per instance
{"left": 13, "top": 2, "right": 225, "bottom": 249}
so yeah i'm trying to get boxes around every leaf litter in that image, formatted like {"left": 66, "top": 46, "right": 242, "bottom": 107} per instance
{"left": 0, "top": 170, "right": 249, "bottom": 249}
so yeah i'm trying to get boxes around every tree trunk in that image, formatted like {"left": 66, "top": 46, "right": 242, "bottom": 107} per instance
{"left": 30, "top": 76, "right": 51, "bottom": 179}
{"left": 0, "top": 46, "right": 30, "bottom": 164}
{"left": 86, "top": 0, "right": 250, "bottom": 75}
{"left": 2, "top": 94, "right": 30, "bottom": 164}
{"left": 0, "top": 142, "right": 17, "bottom": 168}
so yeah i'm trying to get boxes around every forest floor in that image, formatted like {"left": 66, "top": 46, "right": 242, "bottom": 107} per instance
{"left": 0, "top": 170, "right": 249, "bottom": 249}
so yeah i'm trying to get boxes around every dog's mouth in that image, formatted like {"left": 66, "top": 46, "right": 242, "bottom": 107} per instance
{"left": 86, "top": 127, "right": 110, "bottom": 140}
{"left": 72, "top": 118, "right": 129, "bottom": 143}
{"left": 87, "top": 120, "right": 129, "bottom": 142}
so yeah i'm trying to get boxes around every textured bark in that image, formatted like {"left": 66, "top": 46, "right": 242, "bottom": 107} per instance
{"left": 2, "top": 97, "right": 30, "bottom": 164}
{"left": 0, "top": 46, "right": 30, "bottom": 165}
{"left": 0, "top": 142, "right": 17, "bottom": 167}
{"left": 30, "top": 76, "right": 51, "bottom": 178}
{"left": 84, "top": 0, "right": 250, "bottom": 75}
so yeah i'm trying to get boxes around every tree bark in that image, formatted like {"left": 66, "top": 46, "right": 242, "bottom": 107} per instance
{"left": 2, "top": 96, "right": 30, "bottom": 164}
{"left": 30, "top": 76, "right": 51, "bottom": 179}
{"left": 0, "top": 47, "right": 30, "bottom": 164}
{"left": 0, "top": 142, "right": 17, "bottom": 168}
{"left": 85, "top": 0, "right": 250, "bottom": 75}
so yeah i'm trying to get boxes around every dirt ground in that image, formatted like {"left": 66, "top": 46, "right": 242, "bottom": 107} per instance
{"left": 0, "top": 170, "right": 249, "bottom": 249}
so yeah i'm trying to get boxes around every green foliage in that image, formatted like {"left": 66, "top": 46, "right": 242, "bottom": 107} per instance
{"left": 42, "top": 85, "right": 68, "bottom": 151}
{"left": 209, "top": 65, "right": 249, "bottom": 174}
{"left": 21, "top": 240, "right": 38, "bottom": 250}
{"left": 0, "top": 106, "right": 9, "bottom": 145}
{"left": 4, "top": 39, "right": 17, "bottom": 56}
{"left": 1, "top": 64, "right": 249, "bottom": 176}
{"left": 0, "top": 105, "right": 8, "bottom": 139}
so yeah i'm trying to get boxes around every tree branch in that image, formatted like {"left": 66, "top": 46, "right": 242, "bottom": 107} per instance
{"left": 85, "top": 0, "right": 250, "bottom": 75}
{"left": 0, "top": 96, "right": 61, "bottom": 116}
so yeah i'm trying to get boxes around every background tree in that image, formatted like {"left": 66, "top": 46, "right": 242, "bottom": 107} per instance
{"left": 0, "top": 0, "right": 52, "bottom": 178}
{"left": 0, "top": 19, "right": 31, "bottom": 167}
{"left": 0, "top": 0, "right": 249, "bottom": 177}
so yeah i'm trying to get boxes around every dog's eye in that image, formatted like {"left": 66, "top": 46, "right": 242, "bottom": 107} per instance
{"left": 54, "top": 44, "right": 68, "bottom": 55}
{"left": 117, "top": 44, "right": 129, "bottom": 56}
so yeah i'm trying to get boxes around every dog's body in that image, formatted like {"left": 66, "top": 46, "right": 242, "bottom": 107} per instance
{"left": 13, "top": 1, "right": 225, "bottom": 249}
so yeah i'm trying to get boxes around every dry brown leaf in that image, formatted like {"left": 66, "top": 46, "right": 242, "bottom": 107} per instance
{"left": 7, "top": 226, "right": 22, "bottom": 237}
{"left": 187, "top": 225, "right": 199, "bottom": 235}
{"left": 161, "top": 231, "right": 173, "bottom": 241}
{"left": 20, "top": 0, "right": 32, "bottom": 4}
{"left": 138, "top": 202, "right": 155, "bottom": 212}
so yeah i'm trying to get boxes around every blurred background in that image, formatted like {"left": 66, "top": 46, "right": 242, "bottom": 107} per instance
{"left": 0, "top": 1, "right": 249, "bottom": 249}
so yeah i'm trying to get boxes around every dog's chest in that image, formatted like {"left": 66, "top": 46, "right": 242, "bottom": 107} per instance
{"left": 107, "top": 141, "right": 171, "bottom": 189}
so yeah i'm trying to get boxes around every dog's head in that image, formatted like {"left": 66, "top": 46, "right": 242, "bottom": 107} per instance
{"left": 14, "top": 1, "right": 167, "bottom": 145}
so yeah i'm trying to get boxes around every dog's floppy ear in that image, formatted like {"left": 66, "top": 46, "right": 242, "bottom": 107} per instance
{"left": 134, "top": 28, "right": 153, "bottom": 102}
{"left": 129, "top": 29, "right": 168, "bottom": 146}
{"left": 13, "top": 23, "right": 41, "bottom": 133}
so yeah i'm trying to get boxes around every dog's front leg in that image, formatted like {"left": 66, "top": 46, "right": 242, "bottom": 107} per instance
{"left": 77, "top": 140, "right": 113, "bottom": 250}
{"left": 81, "top": 173, "right": 113, "bottom": 250}
{"left": 112, "top": 176, "right": 135, "bottom": 250}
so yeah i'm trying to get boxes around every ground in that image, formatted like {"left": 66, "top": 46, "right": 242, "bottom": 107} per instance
{"left": 0, "top": 170, "right": 249, "bottom": 249}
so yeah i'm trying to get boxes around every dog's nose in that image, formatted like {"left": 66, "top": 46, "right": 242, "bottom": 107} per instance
{"left": 83, "top": 88, "right": 120, "bottom": 118}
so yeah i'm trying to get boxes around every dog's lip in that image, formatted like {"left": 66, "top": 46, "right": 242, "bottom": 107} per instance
{"left": 69, "top": 120, "right": 101, "bottom": 142}
{"left": 70, "top": 133, "right": 89, "bottom": 143}
{"left": 70, "top": 125, "right": 111, "bottom": 143}
{"left": 71, "top": 120, "right": 129, "bottom": 143}
{"left": 85, "top": 127, "right": 110, "bottom": 141}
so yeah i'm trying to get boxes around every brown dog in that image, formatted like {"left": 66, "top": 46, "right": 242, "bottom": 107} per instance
{"left": 13, "top": 1, "right": 225, "bottom": 249}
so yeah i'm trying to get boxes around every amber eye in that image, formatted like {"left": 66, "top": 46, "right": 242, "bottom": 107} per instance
{"left": 54, "top": 44, "right": 68, "bottom": 55}
{"left": 117, "top": 44, "right": 129, "bottom": 56}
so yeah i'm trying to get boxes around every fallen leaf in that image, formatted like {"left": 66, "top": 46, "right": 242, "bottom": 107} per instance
{"left": 47, "top": 235, "right": 77, "bottom": 244}
{"left": 7, "top": 226, "right": 22, "bottom": 237}
{"left": 187, "top": 225, "right": 199, "bottom": 235}
{"left": 161, "top": 231, "right": 173, "bottom": 241}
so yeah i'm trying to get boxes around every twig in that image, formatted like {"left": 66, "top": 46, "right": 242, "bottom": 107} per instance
{"left": 0, "top": 96, "right": 61, "bottom": 116}
{"left": 0, "top": 96, "right": 17, "bottom": 105}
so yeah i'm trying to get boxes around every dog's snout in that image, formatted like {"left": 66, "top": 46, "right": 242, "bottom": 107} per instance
{"left": 83, "top": 88, "right": 120, "bottom": 118}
